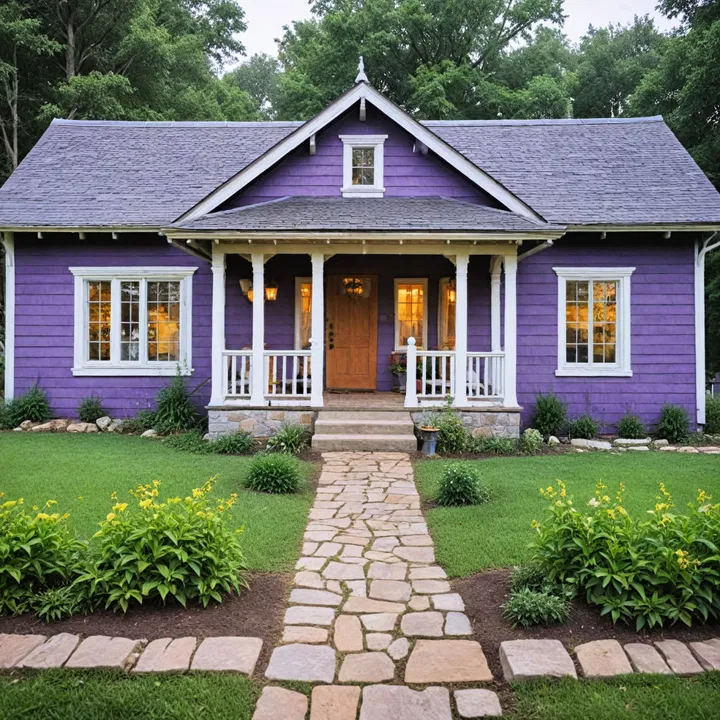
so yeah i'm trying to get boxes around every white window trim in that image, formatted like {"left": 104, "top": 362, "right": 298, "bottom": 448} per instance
{"left": 295, "top": 277, "right": 311, "bottom": 350}
{"left": 70, "top": 266, "right": 197, "bottom": 377}
{"left": 554, "top": 267, "right": 634, "bottom": 377}
{"left": 394, "top": 277, "right": 428, "bottom": 351}
{"left": 340, "top": 134, "right": 387, "bottom": 198}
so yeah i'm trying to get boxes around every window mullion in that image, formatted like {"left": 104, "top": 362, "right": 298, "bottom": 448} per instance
{"left": 110, "top": 278, "right": 121, "bottom": 365}
{"left": 587, "top": 279, "right": 594, "bottom": 368}
{"left": 139, "top": 279, "right": 149, "bottom": 365}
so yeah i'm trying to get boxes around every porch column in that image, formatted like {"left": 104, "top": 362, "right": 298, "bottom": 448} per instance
{"left": 210, "top": 247, "right": 226, "bottom": 406}
{"left": 310, "top": 252, "right": 325, "bottom": 407}
{"left": 490, "top": 256, "right": 503, "bottom": 352}
{"left": 454, "top": 252, "right": 469, "bottom": 407}
{"left": 503, "top": 252, "right": 518, "bottom": 408}
{"left": 250, "top": 252, "right": 266, "bottom": 406}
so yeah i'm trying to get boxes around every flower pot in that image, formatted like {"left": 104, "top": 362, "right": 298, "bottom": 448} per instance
{"left": 418, "top": 426, "right": 439, "bottom": 456}
{"left": 394, "top": 373, "right": 407, "bottom": 392}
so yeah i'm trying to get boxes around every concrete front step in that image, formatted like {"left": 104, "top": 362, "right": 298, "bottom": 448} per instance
{"left": 311, "top": 433, "right": 418, "bottom": 452}
{"left": 315, "top": 419, "right": 415, "bottom": 436}
{"left": 319, "top": 410, "right": 411, "bottom": 421}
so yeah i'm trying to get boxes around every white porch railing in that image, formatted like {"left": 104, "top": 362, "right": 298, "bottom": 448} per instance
{"left": 467, "top": 352, "right": 505, "bottom": 399}
{"left": 223, "top": 350, "right": 252, "bottom": 399}
{"left": 264, "top": 350, "right": 312, "bottom": 398}
{"left": 418, "top": 350, "right": 456, "bottom": 399}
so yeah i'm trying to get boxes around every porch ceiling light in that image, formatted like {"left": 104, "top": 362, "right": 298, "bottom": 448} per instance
{"left": 343, "top": 277, "right": 364, "bottom": 298}
{"left": 265, "top": 280, "right": 279, "bottom": 302}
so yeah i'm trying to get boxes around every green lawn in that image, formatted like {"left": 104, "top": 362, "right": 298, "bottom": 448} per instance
{"left": 415, "top": 453, "right": 720, "bottom": 577}
{"left": 0, "top": 433, "right": 314, "bottom": 572}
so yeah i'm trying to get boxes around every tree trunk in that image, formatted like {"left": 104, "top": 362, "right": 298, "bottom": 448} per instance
{"left": 66, "top": 18, "right": 76, "bottom": 79}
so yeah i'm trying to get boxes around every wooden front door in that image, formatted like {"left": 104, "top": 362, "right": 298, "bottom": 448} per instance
{"left": 326, "top": 275, "right": 378, "bottom": 390}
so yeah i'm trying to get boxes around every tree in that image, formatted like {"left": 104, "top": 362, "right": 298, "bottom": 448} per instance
{"left": 223, "top": 53, "right": 280, "bottom": 119}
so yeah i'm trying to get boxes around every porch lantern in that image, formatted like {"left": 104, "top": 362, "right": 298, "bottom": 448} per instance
{"left": 264, "top": 280, "right": 279, "bottom": 302}
{"left": 246, "top": 287, "right": 254, "bottom": 303}
{"left": 343, "top": 277, "right": 364, "bottom": 298}
{"left": 447, "top": 277, "right": 456, "bottom": 304}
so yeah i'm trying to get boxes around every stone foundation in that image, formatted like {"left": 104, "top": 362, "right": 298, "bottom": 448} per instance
{"left": 208, "top": 409, "right": 316, "bottom": 438}
{"left": 410, "top": 409, "right": 521, "bottom": 439}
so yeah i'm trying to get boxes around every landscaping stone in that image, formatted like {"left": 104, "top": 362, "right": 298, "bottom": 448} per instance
{"left": 366, "top": 633, "right": 392, "bottom": 650}
{"left": 431, "top": 593, "right": 465, "bottom": 611}
{"left": 265, "top": 644, "right": 336, "bottom": 683}
{"left": 68, "top": 422, "right": 99, "bottom": 433}
{"left": 96, "top": 416, "right": 112, "bottom": 431}
{"left": 652, "top": 439, "right": 669, "bottom": 447}
{"left": 310, "top": 686, "right": 361, "bottom": 720}
{"left": 346, "top": 580, "right": 367, "bottom": 597}
{"left": 290, "top": 589, "right": 343, "bottom": 607}
{"left": 30, "top": 419, "right": 72, "bottom": 432}
{"left": 65, "top": 636, "right": 145, "bottom": 671}
{"left": 393, "top": 546, "right": 435, "bottom": 563}
{"left": 412, "top": 580, "right": 451, "bottom": 594}
{"left": 400, "top": 535, "right": 433, "bottom": 546}
{"left": 19, "top": 420, "right": 36, "bottom": 430}
{"left": 570, "top": 439, "right": 612, "bottom": 450}
{"left": 322, "top": 562, "right": 366, "bottom": 581}
{"left": 133, "top": 637, "right": 196, "bottom": 673}
{"left": 575, "top": 640, "right": 633, "bottom": 677}
{"left": 285, "top": 606, "right": 336, "bottom": 626}
{"left": 401, "top": 611, "right": 444, "bottom": 637}
{"left": 334, "top": 615, "right": 363, "bottom": 652}
{"left": 297, "top": 557, "right": 327, "bottom": 571}
{"left": 283, "top": 627, "right": 329, "bottom": 644}
{"left": 387, "top": 638, "right": 410, "bottom": 660}
{"left": 19, "top": 633, "right": 79, "bottom": 669}
{"left": 405, "top": 640, "right": 492, "bottom": 683}
{"left": 613, "top": 438, "right": 651, "bottom": 447}
{"left": 445, "top": 612, "right": 472, "bottom": 636}
{"left": 409, "top": 566, "right": 446, "bottom": 580}
{"left": 409, "top": 596, "right": 430, "bottom": 611}
{"left": 547, "top": 436, "right": 560, "bottom": 446}
{"left": 368, "top": 562, "right": 407, "bottom": 581}
{"left": 339, "top": 652, "right": 395, "bottom": 682}
{"left": 689, "top": 641, "right": 720, "bottom": 671}
{"left": 499, "top": 640, "right": 577, "bottom": 682}
{"left": 655, "top": 640, "right": 705, "bottom": 675}
{"left": 295, "top": 571, "right": 325, "bottom": 589}
{"left": 624, "top": 644, "right": 672, "bottom": 675}
{"left": 626, "top": 446, "right": 649, "bottom": 452}
{"left": 315, "top": 542, "right": 342, "bottom": 556}
{"left": 369, "top": 580, "right": 411, "bottom": 602}
{"left": 359, "top": 685, "right": 452, "bottom": 720}
{"left": 190, "top": 637, "right": 262, "bottom": 675}
{"left": 342, "top": 597, "right": 405, "bottom": 614}
{"left": 0, "top": 634, "right": 47, "bottom": 669}
{"left": 253, "top": 687, "right": 308, "bottom": 720}
{"left": 140, "top": 428, "right": 157, "bottom": 437}
{"left": 361, "top": 613, "right": 398, "bottom": 632}
{"left": 455, "top": 689, "right": 503, "bottom": 718}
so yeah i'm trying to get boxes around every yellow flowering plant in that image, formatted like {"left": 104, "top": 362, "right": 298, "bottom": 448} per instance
{"left": 530, "top": 481, "right": 720, "bottom": 630}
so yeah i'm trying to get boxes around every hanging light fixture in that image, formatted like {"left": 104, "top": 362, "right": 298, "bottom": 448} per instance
{"left": 264, "top": 280, "right": 279, "bottom": 302}
{"left": 447, "top": 277, "right": 457, "bottom": 304}
{"left": 343, "top": 277, "right": 364, "bottom": 298}
{"left": 246, "top": 287, "right": 254, "bottom": 303}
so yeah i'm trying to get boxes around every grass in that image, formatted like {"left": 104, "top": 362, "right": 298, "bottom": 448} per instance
{"left": 509, "top": 674, "right": 720, "bottom": 719}
{"left": 0, "top": 433, "right": 314, "bottom": 572}
{"left": 415, "top": 453, "right": 720, "bottom": 577}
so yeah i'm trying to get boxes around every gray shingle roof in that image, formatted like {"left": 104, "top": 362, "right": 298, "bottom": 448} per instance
{"left": 173, "top": 196, "right": 562, "bottom": 233}
{"left": 1, "top": 115, "right": 719, "bottom": 229}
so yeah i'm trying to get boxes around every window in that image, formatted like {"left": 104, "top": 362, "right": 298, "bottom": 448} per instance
{"left": 340, "top": 134, "right": 387, "bottom": 197}
{"left": 438, "top": 277, "right": 456, "bottom": 350}
{"left": 395, "top": 278, "right": 428, "bottom": 350}
{"left": 554, "top": 267, "right": 634, "bottom": 377}
{"left": 71, "top": 267, "right": 196, "bottom": 376}
{"left": 295, "top": 278, "right": 312, "bottom": 349}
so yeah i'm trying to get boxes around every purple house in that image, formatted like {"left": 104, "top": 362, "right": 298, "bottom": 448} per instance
{"left": 2, "top": 72, "right": 720, "bottom": 447}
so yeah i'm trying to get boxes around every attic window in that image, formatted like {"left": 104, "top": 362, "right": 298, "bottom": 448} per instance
{"left": 340, "top": 134, "right": 387, "bottom": 197}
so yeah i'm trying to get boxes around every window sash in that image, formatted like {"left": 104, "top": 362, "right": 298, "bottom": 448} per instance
{"left": 438, "top": 277, "right": 456, "bottom": 350}
{"left": 394, "top": 278, "right": 428, "bottom": 350}
{"left": 295, "top": 278, "right": 312, "bottom": 350}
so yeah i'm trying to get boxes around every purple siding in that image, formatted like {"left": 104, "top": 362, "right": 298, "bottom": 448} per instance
{"left": 222, "top": 105, "right": 495, "bottom": 208}
{"left": 517, "top": 235, "right": 697, "bottom": 431}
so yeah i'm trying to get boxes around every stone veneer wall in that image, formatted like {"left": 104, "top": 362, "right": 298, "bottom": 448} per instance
{"left": 208, "top": 409, "right": 316, "bottom": 438}
{"left": 410, "top": 410, "right": 521, "bottom": 439}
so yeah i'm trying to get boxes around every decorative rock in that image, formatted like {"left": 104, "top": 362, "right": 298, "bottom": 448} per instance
{"left": 575, "top": 640, "right": 633, "bottom": 677}
{"left": 30, "top": 419, "right": 72, "bottom": 432}
{"left": 133, "top": 637, "right": 196, "bottom": 673}
{"left": 338, "top": 652, "right": 395, "bottom": 683}
{"left": 570, "top": 439, "right": 612, "bottom": 450}
{"left": 360, "top": 613, "right": 398, "bottom": 632}
{"left": 334, "top": 615, "right": 363, "bottom": 652}
{"left": 613, "top": 438, "right": 651, "bottom": 447}
{"left": 67, "top": 422, "right": 100, "bottom": 433}
{"left": 253, "top": 687, "right": 308, "bottom": 720}
{"left": 285, "top": 606, "right": 336, "bottom": 627}
{"left": 190, "top": 637, "right": 262, "bottom": 675}
{"left": 140, "top": 428, "right": 157, "bottom": 437}
{"left": 290, "top": 589, "right": 343, "bottom": 607}
{"left": 547, "top": 436, "right": 560, "bottom": 446}
{"left": 401, "top": 612, "right": 444, "bottom": 637}
{"left": 19, "top": 633, "right": 79, "bottom": 669}
{"left": 359, "top": 685, "right": 451, "bottom": 720}
{"left": 624, "top": 644, "right": 672, "bottom": 674}
{"left": 322, "top": 562, "right": 366, "bottom": 581}
{"left": 387, "top": 638, "right": 410, "bottom": 660}
{"left": 409, "top": 595, "right": 430, "bottom": 611}
{"left": 455, "top": 689, "right": 503, "bottom": 718}
{"left": 652, "top": 439, "right": 669, "bottom": 447}
{"left": 394, "top": 546, "right": 435, "bottom": 563}
{"left": 627, "top": 446, "right": 649, "bottom": 451}
{"left": 107, "top": 420, "right": 122, "bottom": 432}
{"left": 431, "top": 593, "right": 465, "bottom": 611}
{"left": 65, "top": 636, "right": 145, "bottom": 671}
{"left": 676, "top": 446, "right": 699, "bottom": 453}
{"left": 369, "top": 580, "right": 411, "bottom": 602}
{"left": 412, "top": 580, "right": 451, "bottom": 595}
{"left": 655, "top": 640, "right": 705, "bottom": 675}
{"left": 0, "top": 634, "right": 47, "bottom": 669}
{"left": 689, "top": 641, "right": 720, "bottom": 671}
{"left": 342, "top": 597, "right": 405, "bottom": 614}
{"left": 405, "top": 640, "right": 492, "bottom": 683}
{"left": 19, "top": 420, "right": 36, "bottom": 430}
{"left": 265, "top": 643, "right": 336, "bottom": 683}
{"left": 366, "top": 633, "right": 392, "bottom": 651}
{"left": 499, "top": 640, "right": 577, "bottom": 682}
{"left": 283, "top": 626, "right": 328, "bottom": 644}
{"left": 368, "top": 562, "right": 407, "bottom": 581}
{"left": 445, "top": 612, "right": 472, "bottom": 636}
{"left": 310, "top": 686, "right": 361, "bottom": 720}
{"left": 96, "top": 416, "right": 112, "bottom": 431}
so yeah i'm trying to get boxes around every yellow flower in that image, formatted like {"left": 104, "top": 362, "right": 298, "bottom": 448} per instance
{"left": 697, "top": 489, "right": 711, "bottom": 504}
{"left": 112, "top": 502, "right": 128, "bottom": 513}
{"left": 531, "top": 519, "right": 540, "bottom": 529}
{"left": 139, "top": 498, "right": 153, "bottom": 510}
{"left": 606, "top": 509, "right": 616, "bottom": 520}
{"left": 106, "top": 512, "right": 115, "bottom": 522}
{"left": 36, "top": 512, "right": 50, "bottom": 520}
{"left": 192, "top": 488, "right": 203, "bottom": 499}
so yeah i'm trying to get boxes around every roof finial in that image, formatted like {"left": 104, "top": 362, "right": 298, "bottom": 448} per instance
{"left": 355, "top": 56, "right": 368, "bottom": 84}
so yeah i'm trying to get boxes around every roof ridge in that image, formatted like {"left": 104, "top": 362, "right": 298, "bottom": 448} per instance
{"left": 50, "top": 119, "right": 304, "bottom": 128}
{"left": 423, "top": 116, "right": 664, "bottom": 126}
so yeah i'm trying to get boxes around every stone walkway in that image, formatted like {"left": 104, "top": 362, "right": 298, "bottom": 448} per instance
{"left": 260, "top": 451, "right": 498, "bottom": 719}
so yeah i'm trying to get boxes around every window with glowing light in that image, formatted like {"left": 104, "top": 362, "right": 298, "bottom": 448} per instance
{"left": 295, "top": 278, "right": 312, "bottom": 349}
{"left": 438, "top": 278, "right": 456, "bottom": 350}
{"left": 395, "top": 279, "right": 427, "bottom": 350}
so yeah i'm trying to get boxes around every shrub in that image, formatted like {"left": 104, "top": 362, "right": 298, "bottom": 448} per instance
{"left": 502, "top": 588, "right": 570, "bottom": 628}
{"left": 510, "top": 562, "right": 576, "bottom": 600}
{"left": 704, "top": 394, "right": 720, "bottom": 435}
{"left": 245, "top": 453, "right": 302, "bottom": 494}
{"left": 163, "top": 431, "right": 210, "bottom": 454}
{"left": 119, "top": 410, "right": 156, "bottom": 434}
{"left": 80, "top": 479, "right": 247, "bottom": 612}
{"left": 436, "top": 462, "right": 490, "bottom": 506}
{"left": 0, "top": 498, "right": 85, "bottom": 616}
{"left": 567, "top": 414, "right": 598, "bottom": 440}
{"left": 5, "top": 383, "right": 51, "bottom": 426}
{"left": 531, "top": 393, "right": 567, "bottom": 439}
{"left": 77, "top": 395, "right": 106, "bottom": 424}
{"left": 33, "top": 585, "right": 82, "bottom": 622}
{"left": 657, "top": 404, "right": 690, "bottom": 443}
{"left": 437, "top": 413, "right": 468, "bottom": 454}
{"left": 266, "top": 424, "right": 308, "bottom": 455}
{"left": 520, "top": 428, "right": 543, "bottom": 454}
{"left": 617, "top": 412, "right": 646, "bottom": 439}
{"left": 211, "top": 431, "right": 254, "bottom": 455}
{"left": 467, "top": 436, "right": 517, "bottom": 455}
{"left": 531, "top": 480, "right": 720, "bottom": 629}
{"left": 153, "top": 375, "right": 198, "bottom": 434}
{"left": 0, "top": 401, "right": 14, "bottom": 430}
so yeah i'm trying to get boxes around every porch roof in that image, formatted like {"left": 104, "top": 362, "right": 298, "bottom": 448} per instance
{"left": 171, "top": 196, "right": 563, "bottom": 233}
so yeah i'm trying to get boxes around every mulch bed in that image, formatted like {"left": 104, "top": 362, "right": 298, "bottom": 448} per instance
{"left": 457, "top": 569, "right": 720, "bottom": 681}
{"left": 0, "top": 572, "right": 290, "bottom": 674}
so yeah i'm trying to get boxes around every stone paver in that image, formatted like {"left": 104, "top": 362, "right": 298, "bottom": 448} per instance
{"left": 360, "top": 685, "right": 452, "bottom": 720}
{"left": 285, "top": 606, "right": 336, "bottom": 626}
{"left": 624, "top": 643, "right": 672, "bottom": 675}
{"left": 401, "top": 611, "right": 444, "bottom": 637}
{"left": 575, "top": 640, "right": 633, "bottom": 678}
{"left": 191, "top": 637, "right": 262, "bottom": 675}
{"left": 369, "top": 580, "right": 411, "bottom": 602}
{"left": 265, "top": 643, "right": 336, "bottom": 683}
{"left": 338, "top": 652, "right": 395, "bottom": 682}
{"left": 405, "top": 640, "right": 493, "bottom": 683}
{"left": 500, "top": 640, "right": 577, "bottom": 681}
{"left": 388, "top": 638, "right": 409, "bottom": 660}
{"left": 310, "top": 686, "right": 361, "bottom": 720}
{"left": 283, "top": 627, "right": 329, "bottom": 644}
{"left": 0, "top": 634, "right": 47, "bottom": 669}
{"left": 334, "top": 615, "right": 363, "bottom": 652}
{"left": 366, "top": 633, "right": 392, "bottom": 650}
{"left": 655, "top": 640, "right": 705, "bottom": 675}
{"left": 445, "top": 612, "right": 472, "bottom": 636}
{"left": 431, "top": 593, "right": 465, "bottom": 611}
{"left": 455, "top": 689, "right": 503, "bottom": 718}
{"left": 290, "top": 589, "right": 343, "bottom": 607}
{"left": 65, "top": 636, "right": 145, "bottom": 671}
{"left": 689, "top": 641, "right": 720, "bottom": 671}
{"left": 133, "top": 637, "right": 196, "bottom": 673}
{"left": 253, "top": 687, "right": 308, "bottom": 720}
{"left": 368, "top": 562, "right": 407, "bottom": 581}
{"left": 361, "top": 613, "right": 398, "bottom": 632}
{"left": 18, "top": 633, "right": 78, "bottom": 669}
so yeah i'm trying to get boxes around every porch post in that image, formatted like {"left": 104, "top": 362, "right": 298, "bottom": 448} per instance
{"left": 310, "top": 252, "right": 325, "bottom": 407}
{"left": 503, "top": 252, "right": 518, "bottom": 407}
{"left": 490, "top": 256, "right": 502, "bottom": 352}
{"left": 210, "top": 246, "right": 226, "bottom": 406}
{"left": 404, "top": 337, "right": 419, "bottom": 408}
{"left": 454, "top": 252, "right": 469, "bottom": 407}
{"left": 250, "top": 252, "right": 266, "bottom": 406}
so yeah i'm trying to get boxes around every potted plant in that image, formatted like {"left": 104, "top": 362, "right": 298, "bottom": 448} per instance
{"left": 390, "top": 362, "right": 407, "bottom": 392}
{"left": 416, "top": 411, "right": 442, "bottom": 456}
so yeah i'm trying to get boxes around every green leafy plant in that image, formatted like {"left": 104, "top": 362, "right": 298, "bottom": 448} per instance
{"left": 0, "top": 401, "right": 14, "bottom": 430}
{"left": 153, "top": 375, "right": 198, "bottom": 435}
{"left": 417, "top": 411, "right": 442, "bottom": 430}
{"left": 657, "top": 404, "right": 690, "bottom": 443}
{"left": 5, "top": 383, "right": 51, "bottom": 426}
{"left": 245, "top": 453, "right": 303, "bottom": 494}
{"left": 119, "top": 410, "right": 156, "bottom": 434}
{"left": 33, "top": 585, "right": 82, "bottom": 622}
{"left": 265, "top": 424, "right": 308, "bottom": 455}
{"left": 502, "top": 587, "right": 570, "bottom": 628}
{"left": 617, "top": 412, "right": 646, "bottom": 439}
{"left": 77, "top": 395, "right": 106, "bottom": 424}
{"left": 704, "top": 394, "right": 720, "bottom": 435}
{"left": 467, "top": 436, "right": 518, "bottom": 455}
{"left": 434, "top": 398, "right": 468, "bottom": 454}
{"left": 436, "top": 462, "right": 490, "bottom": 506}
{"left": 520, "top": 428, "right": 543, "bottom": 453}
{"left": 531, "top": 393, "right": 567, "bottom": 439}
{"left": 163, "top": 431, "right": 210, "bottom": 454}
{"left": 211, "top": 431, "right": 254, "bottom": 455}
{"left": 509, "top": 562, "right": 576, "bottom": 600}
{"left": 567, "top": 414, "right": 598, "bottom": 440}
{"left": 80, "top": 479, "right": 247, "bottom": 612}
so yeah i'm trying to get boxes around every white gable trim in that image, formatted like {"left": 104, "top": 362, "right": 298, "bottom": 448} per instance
{"left": 177, "top": 83, "right": 543, "bottom": 224}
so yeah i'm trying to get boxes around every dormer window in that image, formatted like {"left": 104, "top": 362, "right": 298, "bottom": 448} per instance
{"left": 340, "top": 134, "right": 387, "bottom": 197}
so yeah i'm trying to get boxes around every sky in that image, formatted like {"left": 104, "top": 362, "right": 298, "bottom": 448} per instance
{"left": 241, "top": 0, "right": 676, "bottom": 58}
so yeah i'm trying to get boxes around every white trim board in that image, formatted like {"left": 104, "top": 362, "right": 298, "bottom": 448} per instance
{"left": 176, "top": 82, "right": 542, "bottom": 224}
{"left": 2, "top": 232, "right": 15, "bottom": 399}
{"left": 340, "top": 134, "right": 387, "bottom": 197}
